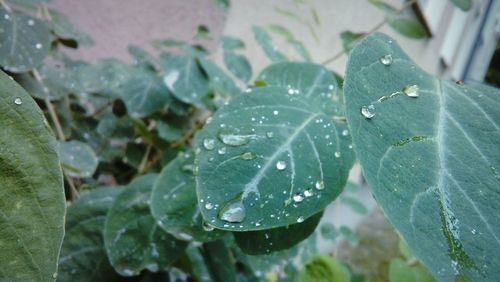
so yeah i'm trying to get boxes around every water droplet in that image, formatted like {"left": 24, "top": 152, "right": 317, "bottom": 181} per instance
{"left": 203, "top": 138, "right": 215, "bottom": 150}
{"left": 328, "top": 84, "right": 334, "bottom": 90}
{"left": 203, "top": 221, "right": 215, "bottom": 231}
{"left": 276, "top": 160, "right": 286, "bottom": 170}
{"left": 205, "top": 117, "right": 213, "bottom": 124}
{"left": 403, "top": 85, "right": 419, "bottom": 97}
{"left": 4, "top": 14, "right": 10, "bottom": 20}
{"left": 27, "top": 19, "right": 34, "bottom": 26}
{"left": 219, "top": 199, "right": 246, "bottom": 223}
{"left": 471, "top": 229, "right": 477, "bottom": 235}
{"left": 297, "top": 216, "right": 304, "bottom": 223}
{"left": 14, "top": 97, "right": 22, "bottom": 105}
{"left": 273, "top": 110, "right": 279, "bottom": 115}
{"left": 288, "top": 89, "right": 294, "bottom": 95}
{"left": 342, "top": 129, "right": 349, "bottom": 136}
{"left": 348, "top": 144, "right": 353, "bottom": 149}
{"left": 266, "top": 131, "right": 274, "bottom": 138}
{"left": 204, "top": 202, "right": 214, "bottom": 210}
{"left": 334, "top": 151, "right": 341, "bottom": 158}
{"left": 241, "top": 152, "right": 257, "bottom": 160}
{"left": 35, "top": 43, "right": 42, "bottom": 49}
{"left": 217, "top": 147, "right": 226, "bottom": 155}
{"left": 379, "top": 54, "right": 393, "bottom": 66}
{"left": 218, "top": 132, "right": 256, "bottom": 146}
{"left": 52, "top": 273, "right": 58, "bottom": 279}
{"left": 293, "top": 193, "right": 304, "bottom": 203}
{"left": 315, "top": 181, "right": 325, "bottom": 190}
{"left": 304, "top": 189, "right": 314, "bottom": 197}
{"left": 361, "top": 105, "right": 375, "bottom": 119}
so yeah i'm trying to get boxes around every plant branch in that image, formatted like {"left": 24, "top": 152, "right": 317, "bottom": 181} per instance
{"left": 170, "top": 121, "right": 204, "bottom": 149}
{"left": 137, "top": 144, "right": 152, "bottom": 175}
{"left": 0, "top": 0, "right": 12, "bottom": 12}
{"left": 321, "top": 0, "right": 417, "bottom": 66}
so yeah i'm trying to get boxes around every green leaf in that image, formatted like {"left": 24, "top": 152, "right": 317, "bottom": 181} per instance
{"left": 339, "top": 226, "right": 358, "bottom": 245}
{"left": 223, "top": 51, "right": 252, "bottom": 82}
{"left": 234, "top": 212, "right": 322, "bottom": 255}
{"left": 311, "top": 8, "right": 321, "bottom": 26}
{"left": 266, "top": 25, "right": 312, "bottom": 62}
{"left": 0, "top": 8, "right": 51, "bottom": 72}
{"left": 215, "top": 0, "right": 230, "bottom": 10}
{"left": 252, "top": 26, "right": 287, "bottom": 62}
{"left": 198, "top": 57, "right": 241, "bottom": 97}
{"left": 195, "top": 62, "right": 354, "bottom": 231}
{"left": 320, "top": 223, "right": 339, "bottom": 241}
{"left": 161, "top": 55, "right": 209, "bottom": 107}
{"left": 389, "top": 258, "right": 436, "bottom": 282}
{"left": 368, "top": 0, "right": 398, "bottom": 14}
{"left": 340, "top": 31, "right": 365, "bottom": 53}
{"left": 117, "top": 69, "right": 171, "bottom": 118}
{"left": 59, "top": 140, "right": 98, "bottom": 178}
{"left": 386, "top": 17, "right": 427, "bottom": 39}
{"left": 450, "top": 0, "right": 473, "bottom": 11}
{"left": 200, "top": 240, "right": 237, "bottom": 282}
{"left": 300, "top": 255, "right": 350, "bottom": 282}
{"left": 0, "top": 70, "right": 65, "bottom": 281}
{"left": 220, "top": 35, "right": 245, "bottom": 50}
{"left": 127, "top": 44, "right": 156, "bottom": 68}
{"left": 341, "top": 196, "right": 368, "bottom": 214}
{"left": 288, "top": 39, "right": 312, "bottom": 62}
{"left": 268, "top": 24, "right": 294, "bottom": 41}
{"left": 186, "top": 245, "right": 212, "bottom": 282}
{"left": 157, "top": 121, "right": 183, "bottom": 142}
{"left": 103, "top": 174, "right": 188, "bottom": 276}
{"left": 344, "top": 32, "right": 500, "bottom": 281}
{"left": 151, "top": 151, "right": 226, "bottom": 242}
{"left": 48, "top": 9, "right": 94, "bottom": 46}
{"left": 13, "top": 72, "right": 67, "bottom": 100}
{"left": 58, "top": 187, "right": 122, "bottom": 282}
{"left": 195, "top": 25, "right": 212, "bottom": 39}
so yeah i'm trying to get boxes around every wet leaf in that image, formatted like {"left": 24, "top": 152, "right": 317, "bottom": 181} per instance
{"left": 0, "top": 70, "right": 65, "bottom": 281}
{"left": 344, "top": 32, "right": 500, "bottom": 281}
{"left": 59, "top": 140, "right": 98, "bottom": 178}
{"left": 223, "top": 51, "right": 252, "bottom": 82}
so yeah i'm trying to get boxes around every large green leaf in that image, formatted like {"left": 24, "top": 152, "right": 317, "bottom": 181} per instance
{"left": 234, "top": 212, "right": 322, "bottom": 255}
{"left": 160, "top": 55, "right": 209, "bottom": 107}
{"left": 103, "top": 174, "right": 188, "bottom": 276}
{"left": 0, "top": 70, "right": 65, "bottom": 281}
{"left": 344, "top": 33, "right": 500, "bottom": 281}
{"left": 151, "top": 151, "right": 226, "bottom": 242}
{"left": 0, "top": 8, "right": 51, "bottom": 72}
{"left": 195, "top": 62, "right": 354, "bottom": 231}
{"left": 58, "top": 187, "right": 122, "bottom": 282}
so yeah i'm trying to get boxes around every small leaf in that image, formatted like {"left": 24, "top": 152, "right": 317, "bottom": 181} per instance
{"left": 311, "top": 8, "right": 321, "bottom": 26}
{"left": 341, "top": 196, "right": 368, "bottom": 214}
{"left": 160, "top": 55, "right": 209, "bottom": 107}
{"left": 234, "top": 212, "right": 322, "bottom": 255}
{"left": 195, "top": 62, "right": 354, "bottom": 231}
{"left": 0, "top": 8, "right": 51, "bottom": 72}
{"left": 0, "top": 70, "right": 65, "bottom": 281}
{"left": 58, "top": 188, "right": 122, "bottom": 282}
{"left": 220, "top": 35, "right": 245, "bottom": 50}
{"left": 320, "top": 223, "right": 339, "bottom": 241}
{"left": 339, "top": 226, "right": 358, "bottom": 245}
{"left": 215, "top": 0, "right": 230, "bottom": 10}
{"left": 104, "top": 174, "right": 188, "bottom": 276}
{"left": 59, "top": 140, "right": 98, "bottom": 178}
{"left": 195, "top": 24, "right": 212, "bottom": 39}
{"left": 268, "top": 24, "right": 294, "bottom": 41}
{"left": 223, "top": 51, "right": 252, "bottom": 82}
{"left": 288, "top": 39, "right": 312, "bottom": 62}
{"left": 198, "top": 57, "right": 241, "bottom": 97}
{"left": 368, "top": 0, "right": 398, "bottom": 14}
{"left": 49, "top": 9, "right": 94, "bottom": 46}
{"left": 299, "top": 255, "right": 350, "bottom": 282}
{"left": 157, "top": 121, "right": 183, "bottom": 142}
{"left": 252, "top": 26, "right": 287, "bottom": 62}
{"left": 386, "top": 17, "right": 427, "bottom": 39}
{"left": 450, "top": 0, "right": 473, "bottom": 11}
{"left": 151, "top": 151, "right": 226, "bottom": 242}
{"left": 340, "top": 31, "right": 365, "bottom": 53}
{"left": 344, "top": 32, "right": 500, "bottom": 280}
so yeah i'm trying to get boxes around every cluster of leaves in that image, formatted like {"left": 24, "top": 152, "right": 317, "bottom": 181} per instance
{"left": 1, "top": 0, "right": 498, "bottom": 282}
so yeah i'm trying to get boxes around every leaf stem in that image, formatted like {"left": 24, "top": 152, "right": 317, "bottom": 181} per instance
{"left": 138, "top": 144, "right": 152, "bottom": 175}
{"left": 0, "top": 0, "right": 12, "bottom": 12}
{"left": 321, "top": 0, "right": 417, "bottom": 66}
{"left": 170, "top": 120, "right": 204, "bottom": 148}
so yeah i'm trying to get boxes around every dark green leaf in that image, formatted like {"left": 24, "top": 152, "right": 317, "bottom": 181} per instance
{"left": 344, "top": 32, "right": 500, "bottom": 281}
{"left": 58, "top": 188, "right": 122, "bottom": 282}
{"left": 200, "top": 240, "right": 237, "bottom": 282}
{"left": 368, "top": 0, "right": 398, "bottom": 14}
{"left": 299, "top": 255, "right": 350, "bottom": 282}
{"left": 221, "top": 35, "right": 245, "bottom": 50}
{"left": 223, "top": 51, "right": 252, "bottom": 82}
{"left": 450, "top": 0, "right": 473, "bottom": 11}
{"left": 13, "top": 72, "right": 67, "bottom": 100}
{"left": 104, "top": 174, "right": 188, "bottom": 276}
{"left": 49, "top": 9, "right": 94, "bottom": 46}
{"left": 252, "top": 26, "right": 287, "bottom": 62}
{"left": 234, "top": 212, "right": 322, "bottom": 255}
{"left": 195, "top": 62, "right": 354, "bottom": 231}
{"left": 186, "top": 245, "right": 212, "bottom": 282}
{"left": 340, "top": 31, "right": 365, "bottom": 53}
{"left": 0, "top": 8, "right": 51, "bottom": 72}
{"left": 151, "top": 151, "right": 226, "bottom": 242}
{"left": 0, "top": 70, "right": 65, "bottom": 281}
{"left": 386, "top": 17, "right": 427, "bottom": 39}
{"left": 117, "top": 69, "right": 171, "bottom": 118}
{"left": 59, "top": 140, "right": 98, "bottom": 178}
{"left": 157, "top": 121, "right": 183, "bottom": 142}
{"left": 198, "top": 57, "right": 241, "bottom": 97}
{"left": 160, "top": 55, "right": 209, "bottom": 107}
{"left": 195, "top": 25, "right": 212, "bottom": 39}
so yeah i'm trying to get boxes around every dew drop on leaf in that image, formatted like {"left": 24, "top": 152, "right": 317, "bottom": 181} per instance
{"left": 304, "top": 188, "right": 314, "bottom": 197}
{"left": 293, "top": 193, "right": 304, "bottom": 203}
{"left": 35, "top": 43, "right": 42, "bottom": 49}
{"left": 266, "top": 131, "right": 274, "bottom": 138}
{"left": 379, "top": 54, "right": 393, "bottom": 66}
{"left": 334, "top": 151, "right": 341, "bottom": 158}
{"left": 297, "top": 216, "right": 305, "bottom": 223}
{"left": 219, "top": 199, "right": 246, "bottom": 223}
{"left": 14, "top": 97, "right": 22, "bottom": 105}
{"left": 361, "top": 104, "right": 375, "bottom": 119}
{"left": 204, "top": 202, "right": 214, "bottom": 210}
{"left": 403, "top": 84, "right": 419, "bottom": 97}
{"left": 315, "top": 180, "right": 325, "bottom": 190}
{"left": 241, "top": 152, "right": 257, "bottom": 160}
{"left": 276, "top": 160, "right": 287, "bottom": 170}
{"left": 342, "top": 129, "right": 349, "bottom": 136}
{"left": 217, "top": 147, "right": 226, "bottom": 155}
{"left": 203, "top": 221, "right": 215, "bottom": 231}
{"left": 203, "top": 138, "right": 215, "bottom": 150}
{"left": 218, "top": 132, "right": 256, "bottom": 146}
